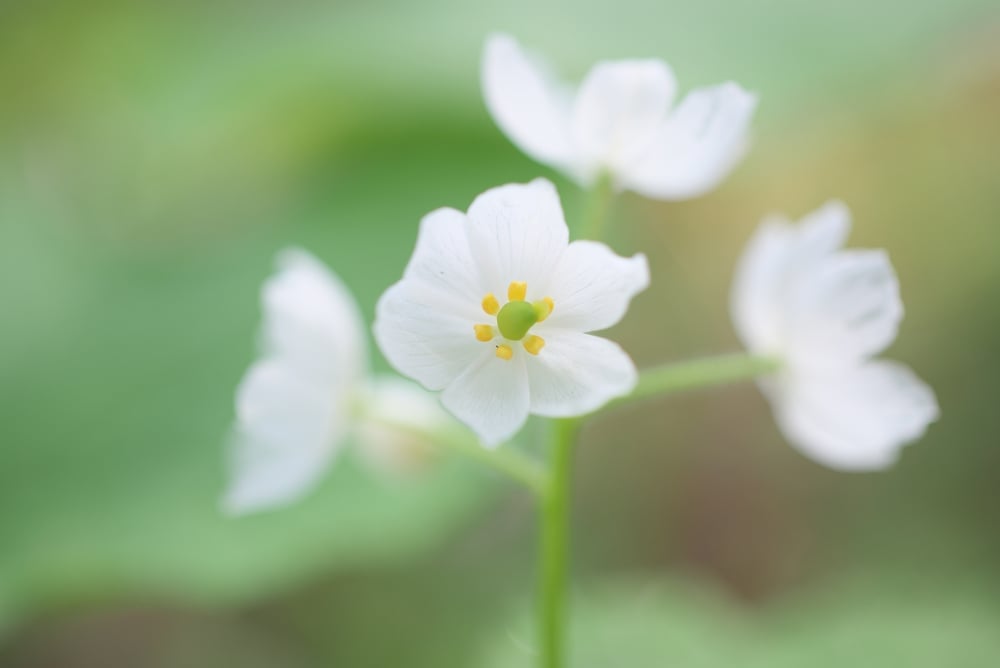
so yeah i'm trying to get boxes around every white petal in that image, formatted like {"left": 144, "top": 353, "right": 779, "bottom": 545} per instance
{"left": 540, "top": 241, "right": 649, "bottom": 332}
{"left": 525, "top": 330, "right": 638, "bottom": 417}
{"left": 620, "top": 82, "right": 757, "bottom": 200}
{"left": 786, "top": 250, "right": 902, "bottom": 369}
{"left": 570, "top": 59, "right": 676, "bottom": 181}
{"left": 261, "top": 248, "right": 367, "bottom": 385}
{"left": 481, "top": 33, "right": 576, "bottom": 171}
{"left": 374, "top": 281, "right": 483, "bottom": 391}
{"left": 794, "top": 200, "right": 851, "bottom": 251}
{"left": 223, "top": 359, "right": 345, "bottom": 514}
{"left": 770, "top": 361, "right": 939, "bottom": 470}
{"left": 401, "top": 207, "right": 485, "bottom": 320}
{"left": 730, "top": 201, "right": 852, "bottom": 354}
{"left": 441, "top": 350, "right": 530, "bottom": 447}
{"left": 465, "top": 179, "right": 570, "bottom": 297}
{"left": 730, "top": 218, "right": 795, "bottom": 353}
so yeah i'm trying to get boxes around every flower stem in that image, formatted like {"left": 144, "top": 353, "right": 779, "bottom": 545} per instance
{"left": 579, "top": 172, "right": 615, "bottom": 241}
{"left": 603, "top": 353, "right": 781, "bottom": 414}
{"left": 369, "top": 419, "right": 546, "bottom": 494}
{"left": 438, "top": 427, "right": 547, "bottom": 495}
{"left": 537, "top": 418, "right": 579, "bottom": 668}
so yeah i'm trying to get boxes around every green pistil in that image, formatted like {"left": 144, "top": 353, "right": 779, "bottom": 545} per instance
{"left": 497, "top": 301, "right": 538, "bottom": 341}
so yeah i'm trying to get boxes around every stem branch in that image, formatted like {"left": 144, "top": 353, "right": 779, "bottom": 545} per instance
{"left": 579, "top": 173, "right": 615, "bottom": 241}
{"left": 603, "top": 353, "right": 780, "bottom": 414}
{"left": 370, "top": 420, "right": 546, "bottom": 495}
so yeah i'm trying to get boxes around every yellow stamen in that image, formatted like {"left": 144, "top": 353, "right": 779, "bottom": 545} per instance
{"left": 482, "top": 293, "right": 500, "bottom": 315}
{"left": 495, "top": 344, "right": 514, "bottom": 361}
{"left": 474, "top": 324, "right": 494, "bottom": 342}
{"left": 533, "top": 297, "right": 554, "bottom": 322}
{"left": 508, "top": 281, "right": 527, "bottom": 302}
{"left": 523, "top": 335, "right": 545, "bottom": 355}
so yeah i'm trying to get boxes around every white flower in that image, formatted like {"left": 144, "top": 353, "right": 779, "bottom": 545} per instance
{"left": 481, "top": 33, "right": 757, "bottom": 200}
{"left": 223, "top": 249, "right": 448, "bottom": 515}
{"left": 374, "top": 178, "right": 649, "bottom": 447}
{"left": 731, "top": 201, "right": 939, "bottom": 470}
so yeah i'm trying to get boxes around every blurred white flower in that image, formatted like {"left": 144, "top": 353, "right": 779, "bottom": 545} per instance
{"left": 374, "top": 178, "right": 649, "bottom": 447}
{"left": 731, "top": 201, "right": 939, "bottom": 470}
{"left": 481, "top": 33, "right": 757, "bottom": 200}
{"left": 223, "top": 249, "right": 447, "bottom": 515}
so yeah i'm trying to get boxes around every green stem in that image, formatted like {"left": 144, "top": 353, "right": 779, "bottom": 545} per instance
{"left": 537, "top": 418, "right": 579, "bottom": 668}
{"left": 440, "top": 427, "right": 547, "bottom": 495}
{"left": 579, "top": 172, "right": 615, "bottom": 241}
{"left": 602, "top": 353, "right": 781, "bottom": 414}
{"left": 370, "top": 419, "right": 546, "bottom": 495}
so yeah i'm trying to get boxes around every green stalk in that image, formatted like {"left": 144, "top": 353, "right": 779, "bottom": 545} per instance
{"left": 578, "top": 172, "right": 615, "bottom": 240}
{"left": 537, "top": 418, "right": 579, "bottom": 668}
{"left": 603, "top": 353, "right": 780, "bottom": 414}
{"left": 368, "top": 419, "right": 546, "bottom": 495}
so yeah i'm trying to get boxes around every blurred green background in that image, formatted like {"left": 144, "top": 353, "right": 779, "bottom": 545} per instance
{"left": 2, "top": 0, "right": 999, "bottom": 665}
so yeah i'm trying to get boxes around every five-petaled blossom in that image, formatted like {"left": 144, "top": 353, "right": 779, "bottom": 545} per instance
{"left": 224, "top": 249, "right": 447, "bottom": 515}
{"left": 481, "top": 33, "right": 757, "bottom": 200}
{"left": 374, "top": 179, "right": 649, "bottom": 446}
{"left": 731, "top": 201, "right": 939, "bottom": 470}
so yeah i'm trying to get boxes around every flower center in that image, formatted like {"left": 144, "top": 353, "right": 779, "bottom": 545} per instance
{"left": 496, "top": 301, "right": 537, "bottom": 341}
{"left": 473, "top": 281, "right": 554, "bottom": 360}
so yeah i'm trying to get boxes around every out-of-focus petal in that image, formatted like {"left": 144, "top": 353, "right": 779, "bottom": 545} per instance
{"left": 620, "top": 82, "right": 756, "bottom": 200}
{"left": 482, "top": 33, "right": 575, "bottom": 170}
{"left": 770, "top": 361, "right": 939, "bottom": 470}
{"left": 525, "top": 330, "right": 638, "bottom": 417}
{"left": 730, "top": 219, "right": 795, "bottom": 353}
{"left": 541, "top": 241, "right": 649, "bottom": 333}
{"left": 223, "top": 359, "right": 344, "bottom": 514}
{"left": 261, "top": 248, "right": 367, "bottom": 385}
{"left": 786, "top": 250, "right": 903, "bottom": 369}
{"left": 731, "top": 201, "right": 852, "bottom": 354}
{"left": 570, "top": 60, "right": 676, "bottom": 179}
{"left": 465, "top": 179, "right": 570, "bottom": 297}
{"left": 441, "top": 351, "right": 530, "bottom": 447}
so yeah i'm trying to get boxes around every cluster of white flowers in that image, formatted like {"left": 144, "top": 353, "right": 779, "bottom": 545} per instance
{"left": 223, "top": 34, "right": 938, "bottom": 513}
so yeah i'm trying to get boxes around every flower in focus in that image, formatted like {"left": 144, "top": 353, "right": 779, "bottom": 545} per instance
{"left": 481, "top": 33, "right": 757, "bottom": 200}
{"left": 374, "top": 179, "right": 649, "bottom": 446}
{"left": 731, "top": 201, "right": 939, "bottom": 470}
{"left": 223, "top": 249, "right": 448, "bottom": 515}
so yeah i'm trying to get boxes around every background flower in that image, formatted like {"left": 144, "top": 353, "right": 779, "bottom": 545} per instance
{"left": 374, "top": 178, "right": 649, "bottom": 445}
{"left": 731, "top": 202, "right": 939, "bottom": 469}
{"left": 482, "top": 33, "right": 757, "bottom": 200}
{"left": 225, "top": 249, "right": 447, "bottom": 514}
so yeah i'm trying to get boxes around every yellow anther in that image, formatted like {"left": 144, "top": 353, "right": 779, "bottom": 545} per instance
{"left": 495, "top": 344, "right": 514, "bottom": 361}
{"left": 482, "top": 293, "right": 500, "bottom": 315}
{"left": 533, "top": 297, "right": 554, "bottom": 322}
{"left": 523, "top": 335, "right": 545, "bottom": 355}
{"left": 473, "top": 324, "right": 494, "bottom": 342}
{"left": 508, "top": 281, "right": 527, "bottom": 302}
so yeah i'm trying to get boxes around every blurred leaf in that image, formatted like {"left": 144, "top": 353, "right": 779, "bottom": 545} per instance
{"left": 484, "top": 580, "right": 750, "bottom": 667}
{"left": 485, "top": 578, "right": 1000, "bottom": 667}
